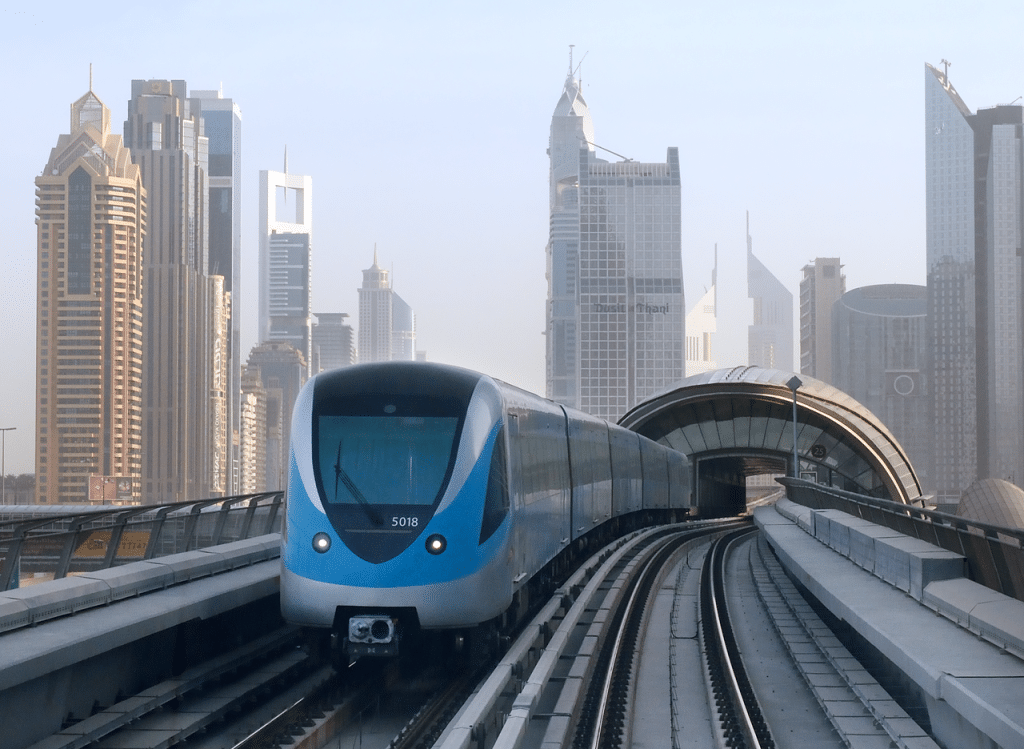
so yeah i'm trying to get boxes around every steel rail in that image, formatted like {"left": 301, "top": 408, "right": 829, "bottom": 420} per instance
{"left": 585, "top": 531, "right": 691, "bottom": 749}
{"left": 702, "top": 526, "right": 774, "bottom": 749}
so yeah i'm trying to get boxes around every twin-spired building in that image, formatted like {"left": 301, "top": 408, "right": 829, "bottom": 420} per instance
{"left": 259, "top": 164, "right": 313, "bottom": 376}
{"left": 545, "top": 66, "right": 684, "bottom": 422}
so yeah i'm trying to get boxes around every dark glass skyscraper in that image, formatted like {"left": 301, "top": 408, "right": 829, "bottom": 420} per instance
{"left": 191, "top": 89, "right": 242, "bottom": 494}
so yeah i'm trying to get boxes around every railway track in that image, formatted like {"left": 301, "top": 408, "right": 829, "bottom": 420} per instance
{"left": 429, "top": 519, "right": 742, "bottom": 749}
{"left": 32, "top": 626, "right": 319, "bottom": 749}
{"left": 29, "top": 516, "right": 938, "bottom": 749}
{"left": 700, "top": 527, "right": 775, "bottom": 749}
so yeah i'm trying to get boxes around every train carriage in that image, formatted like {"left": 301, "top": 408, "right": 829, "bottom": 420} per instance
{"left": 281, "top": 362, "right": 693, "bottom": 659}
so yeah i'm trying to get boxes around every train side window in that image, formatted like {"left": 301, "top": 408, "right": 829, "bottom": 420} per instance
{"left": 480, "top": 428, "right": 509, "bottom": 544}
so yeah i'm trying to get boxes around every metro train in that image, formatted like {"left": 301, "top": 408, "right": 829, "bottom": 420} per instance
{"left": 280, "top": 362, "right": 693, "bottom": 660}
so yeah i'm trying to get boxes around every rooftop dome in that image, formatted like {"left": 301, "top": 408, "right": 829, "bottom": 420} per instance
{"left": 957, "top": 478, "right": 1024, "bottom": 529}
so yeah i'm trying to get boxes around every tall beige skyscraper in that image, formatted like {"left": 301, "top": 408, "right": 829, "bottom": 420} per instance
{"left": 35, "top": 88, "right": 146, "bottom": 504}
{"left": 125, "top": 80, "right": 228, "bottom": 503}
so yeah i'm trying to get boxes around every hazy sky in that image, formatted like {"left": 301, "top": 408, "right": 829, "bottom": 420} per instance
{"left": 1, "top": 1, "right": 1023, "bottom": 475}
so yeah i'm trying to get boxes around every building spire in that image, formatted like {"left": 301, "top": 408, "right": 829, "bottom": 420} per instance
{"left": 373, "top": 242, "right": 378, "bottom": 266}
{"left": 284, "top": 145, "right": 288, "bottom": 175}
{"left": 89, "top": 63, "right": 93, "bottom": 92}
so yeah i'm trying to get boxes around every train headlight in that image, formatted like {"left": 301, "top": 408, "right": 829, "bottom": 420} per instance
{"left": 425, "top": 533, "right": 447, "bottom": 555}
{"left": 312, "top": 532, "right": 332, "bottom": 553}
{"left": 349, "top": 615, "right": 395, "bottom": 643}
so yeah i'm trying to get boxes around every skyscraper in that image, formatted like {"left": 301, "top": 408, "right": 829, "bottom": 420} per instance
{"left": 685, "top": 248, "right": 717, "bottom": 377}
{"left": 357, "top": 251, "right": 417, "bottom": 363}
{"left": 124, "top": 79, "right": 228, "bottom": 503}
{"left": 239, "top": 366, "right": 267, "bottom": 495}
{"left": 244, "top": 342, "right": 306, "bottom": 491}
{"left": 747, "top": 213, "right": 793, "bottom": 371}
{"left": 925, "top": 62, "right": 1024, "bottom": 499}
{"left": 545, "top": 62, "right": 685, "bottom": 421}
{"left": 311, "top": 312, "right": 355, "bottom": 373}
{"left": 800, "top": 257, "right": 845, "bottom": 382}
{"left": 832, "top": 284, "right": 931, "bottom": 490}
{"left": 190, "top": 89, "right": 242, "bottom": 495}
{"left": 546, "top": 62, "right": 595, "bottom": 407}
{"left": 35, "top": 87, "right": 146, "bottom": 504}
{"left": 259, "top": 163, "right": 312, "bottom": 374}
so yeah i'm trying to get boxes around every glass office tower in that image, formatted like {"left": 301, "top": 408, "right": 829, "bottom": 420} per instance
{"left": 545, "top": 65, "right": 684, "bottom": 422}
{"left": 925, "top": 62, "right": 1024, "bottom": 500}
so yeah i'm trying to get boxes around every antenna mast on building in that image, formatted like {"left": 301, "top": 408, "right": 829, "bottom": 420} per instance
{"left": 940, "top": 58, "right": 951, "bottom": 84}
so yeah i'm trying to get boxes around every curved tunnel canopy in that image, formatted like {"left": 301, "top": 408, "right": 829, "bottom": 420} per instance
{"left": 619, "top": 366, "right": 922, "bottom": 509}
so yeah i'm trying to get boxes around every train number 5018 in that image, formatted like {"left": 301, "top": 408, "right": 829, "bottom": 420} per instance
{"left": 392, "top": 516, "right": 419, "bottom": 528}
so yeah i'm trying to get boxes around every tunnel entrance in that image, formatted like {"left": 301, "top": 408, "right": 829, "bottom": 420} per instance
{"left": 619, "top": 366, "right": 922, "bottom": 513}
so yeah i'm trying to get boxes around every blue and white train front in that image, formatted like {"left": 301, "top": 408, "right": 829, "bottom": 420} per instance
{"left": 281, "top": 363, "right": 513, "bottom": 656}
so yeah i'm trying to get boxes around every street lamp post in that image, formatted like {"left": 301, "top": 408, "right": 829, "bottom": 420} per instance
{"left": 786, "top": 377, "right": 801, "bottom": 479}
{"left": 1, "top": 427, "right": 15, "bottom": 506}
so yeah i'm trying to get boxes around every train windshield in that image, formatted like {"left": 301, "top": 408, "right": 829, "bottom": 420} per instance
{"left": 317, "top": 415, "right": 460, "bottom": 507}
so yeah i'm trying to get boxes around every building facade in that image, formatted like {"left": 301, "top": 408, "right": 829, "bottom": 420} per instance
{"left": 124, "top": 79, "right": 228, "bottom": 503}
{"left": 35, "top": 89, "right": 146, "bottom": 504}
{"left": 800, "top": 257, "right": 845, "bottom": 382}
{"left": 259, "top": 165, "right": 313, "bottom": 375}
{"left": 244, "top": 342, "right": 306, "bottom": 491}
{"left": 311, "top": 312, "right": 355, "bottom": 373}
{"left": 239, "top": 366, "right": 267, "bottom": 495}
{"left": 546, "top": 66, "right": 595, "bottom": 407}
{"left": 925, "top": 62, "right": 1024, "bottom": 500}
{"left": 190, "top": 89, "right": 242, "bottom": 494}
{"left": 747, "top": 213, "right": 793, "bottom": 371}
{"left": 832, "top": 284, "right": 931, "bottom": 490}
{"left": 392, "top": 294, "right": 416, "bottom": 362}
{"left": 545, "top": 67, "right": 685, "bottom": 421}
{"left": 685, "top": 248, "right": 717, "bottom": 377}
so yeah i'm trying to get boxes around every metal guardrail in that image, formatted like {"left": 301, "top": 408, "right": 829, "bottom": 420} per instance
{"left": 779, "top": 477, "right": 1024, "bottom": 602}
{"left": 0, "top": 492, "right": 283, "bottom": 591}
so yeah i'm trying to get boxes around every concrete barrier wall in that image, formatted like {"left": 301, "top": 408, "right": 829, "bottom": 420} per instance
{"left": 758, "top": 500, "right": 1024, "bottom": 749}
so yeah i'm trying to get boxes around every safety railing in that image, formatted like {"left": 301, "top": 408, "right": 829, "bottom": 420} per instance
{"left": 0, "top": 492, "right": 283, "bottom": 591}
{"left": 779, "top": 477, "right": 1024, "bottom": 602}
